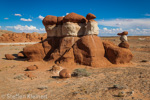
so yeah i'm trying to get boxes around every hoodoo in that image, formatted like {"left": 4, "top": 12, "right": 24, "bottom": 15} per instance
{"left": 22, "top": 12, "right": 133, "bottom": 67}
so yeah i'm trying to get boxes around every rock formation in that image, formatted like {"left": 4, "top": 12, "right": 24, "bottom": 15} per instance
{"left": 103, "top": 40, "right": 133, "bottom": 64}
{"left": 118, "top": 31, "right": 129, "bottom": 48}
{"left": 22, "top": 12, "right": 133, "bottom": 67}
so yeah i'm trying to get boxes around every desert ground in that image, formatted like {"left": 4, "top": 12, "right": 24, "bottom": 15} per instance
{"left": 0, "top": 36, "right": 150, "bottom": 100}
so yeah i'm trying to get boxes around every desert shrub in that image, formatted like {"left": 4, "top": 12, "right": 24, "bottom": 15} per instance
{"left": 71, "top": 68, "right": 91, "bottom": 77}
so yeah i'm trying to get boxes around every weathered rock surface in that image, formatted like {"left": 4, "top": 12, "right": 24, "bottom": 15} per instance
{"left": 118, "top": 41, "right": 129, "bottom": 49}
{"left": 23, "top": 43, "right": 45, "bottom": 61}
{"left": 73, "top": 35, "right": 111, "bottom": 67}
{"left": 120, "top": 35, "right": 128, "bottom": 42}
{"left": 62, "top": 22, "right": 86, "bottom": 36}
{"left": 85, "top": 20, "right": 99, "bottom": 35}
{"left": 42, "top": 15, "right": 57, "bottom": 26}
{"left": 103, "top": 40, "right": 133, "bottom": 64}
{"left": 57, "top": 17, "right": 64, "bottom": 25}
{"left": 63, "top": 12, "right": 87, "bottom": 23}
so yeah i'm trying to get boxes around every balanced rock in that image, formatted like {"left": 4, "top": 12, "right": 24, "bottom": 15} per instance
{"left": 42, "top": 15, "right": 57, "bottom": 26}
{"left": 23, "top": 43, "right": 45, "bottom": 61}
{"left": 117, "top": 31, "right": 128, "bottom": 35}
{"left": 63, "top": 12, "right": 87, "bottom": 23}
{"left": 103, "top": 40, "right": 133, "bottom": 64}
{"left": 26, "top": 65, "right": 38, "bottom": 71}
{"left": 5, "top": 54, "right": 15, "bottom": 60}
{"left": 86, "top": 13, "right": 96, "bottom": 20}
{"left": 59, "top": 69, "right": 71, "bottom": 78}
{"left": 85, "top": 20, "right": 99, "bottom": 35}
{"left": 73, "top": 35, "right": 111, "bottom": 67}
{"left": 119, "top": 41, "right": 129, "bottom": 49}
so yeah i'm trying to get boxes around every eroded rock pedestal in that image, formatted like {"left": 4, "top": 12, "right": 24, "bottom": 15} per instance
{"left": 23, "top": 13, "right": 133, "bottom": 67}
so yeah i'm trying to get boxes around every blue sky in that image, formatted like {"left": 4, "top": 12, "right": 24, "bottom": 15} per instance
{"left": 0, "top": 0, "right": 150, "bottom": 36}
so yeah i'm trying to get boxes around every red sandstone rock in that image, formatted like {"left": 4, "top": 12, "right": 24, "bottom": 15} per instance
{"left": 50, "top": 37, "right": 79, "bottom": 64}
{"left": 63, "top": 12, "right": 87, "bottom": 23}
{"left": 59, "top": 69, "right": 71, "bottom": 78}
{"left": 117, "top": 31, "right": 128, "bottom": 35}
{"left": 103, "top": 40, "right": 133, "bottom": 64}
{"left": 57, "top": 17, "right": 64, "bottom": 25}
{"left": 73, "top": 35, "right": 111, "bottom": 67}
{"left": 118, "top": 41, "right": 129, "bottom": 49}
{"left": 26, "top": 65, "right": 38, "bottom": 71}
{"left": 17, "top": 51, "right": 25, "bottom": 58}
{"left": 42, "top": 15, "right": 57, "bottom": 26}
{"left": 86, "top": 13, "right": 96, "bottom": 20}
{"left": 23, "top": 43, "right": 45, "bottom": 61}
{"left": 5, "top": 54, "right": 15, "bottom": 60}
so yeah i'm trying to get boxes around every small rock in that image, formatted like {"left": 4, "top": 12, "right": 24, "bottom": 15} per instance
{"left": 50, "top": 65, "right": 61, "bottom": 72}
{"left": 59, "top": 69, "right": 71, "bottom": 78}
{"left": 141, "top": 60, "right": 148, "bottom": 62}
{"left": 17, "top": 51, "right": 25, "bottom": 58}
{"left": 26, "top": 65, "right": 38, "bottom": 71}
{"left": 37, "top": 86, "right": 48, "bottom": 90}
{"left": 5, "top": 54, "right": 15, "bottom": 60}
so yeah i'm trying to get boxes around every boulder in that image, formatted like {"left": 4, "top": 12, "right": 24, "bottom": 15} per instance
{"left": 118, "top": 41, "right": 129, "bottom": 49}
{"left": 17, "top": 51, "right": 25, "bottom": 58}
{"left": 85, "top": 20, "right": 99, "bottom": 35}
{"left": 59, "top": 69, "right": 71, "bottom": 78}
{"left": 26, "top": 65, "right": 38, "bottom": 71}
{"left": 63, "top": 12, "right": 87, "bottom": 23}
{"left": 103, "top": 40, "right": 133, "bottom": 64}
{"left": 42, "top": 15, "right": 57, "bottom": 26}
{"left": 86, "top": 13, "right": 96, "bottom": 20}
{"left": 57, "top": 17, "right": 64, "bottom": 25}
{"left": 5, "top": 54, "right": 15, "bottom": 60}
{"left": 62, "top": 22, "right": 86, "bottom": 36}
{"left": 23, "top": 43, "right": 45, "bottom": 61}
{"left": 73, "top": 35, "right": 111, "bottom": 67}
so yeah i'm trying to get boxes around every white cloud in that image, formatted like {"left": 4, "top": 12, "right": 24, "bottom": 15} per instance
{"left": 4, "top": 18, "right": 9, "bottom": 20}
{"left": 0, "top": 26, "right": 1, "bottom": 29}
{"left": 20, "top": 18, "right": 32, "bottom": 21}
{"left": 38, "top": 15, "right": 44, "bottom": 20}
{"left": 66, "top": 13, "right": 69, "bottom": 15}
{"left": 14, "top": 14, "right": 22, "bottom": 16}
{"left": 97, "top": 18, "right": 150, "bottom": 29}
{"left": 97, "top": 18, "right": 150, "bottom": 36}
{"left": 145, "top": 13, "right": 150, "bottom": 16}
{"left": 5, "top": 25, "right": 45, "bottom": 33}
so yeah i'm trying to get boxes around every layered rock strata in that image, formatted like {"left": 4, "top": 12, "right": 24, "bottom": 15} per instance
{"left": 22, "top": 13, "right": 133, "bottom": 67}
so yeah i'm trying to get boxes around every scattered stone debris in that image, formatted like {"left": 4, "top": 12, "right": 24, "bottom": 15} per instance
{"left": 25, "top": 65, "right": 38, "bottom": 71}
{"left": 37, "top": 86, "right": 48, "bottom": 90}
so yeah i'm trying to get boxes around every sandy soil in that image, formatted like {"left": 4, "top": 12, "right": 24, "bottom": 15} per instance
{"left": 0, "top": 36, "right": 150, "bottom": 100}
